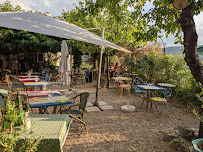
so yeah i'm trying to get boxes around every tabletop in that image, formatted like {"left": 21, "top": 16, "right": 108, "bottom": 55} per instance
{"left": 135, "top": 85, "right": 167, "bottom": 91}
{"left": 112, "top": 77, "right": 132, "bottom": 81}
{"left": 24, "top": 81, "right": 50, "bottom": 87}
{"left": 158, "top": 83, "right": 176, "bottom": 88}
{"left": 17, "top": 114, "right": 72, "bottom": 152}
{"left": 27, "top": 90, "right": 62, "bottom": 98}
{"left": 19, "top": 78, "right": 40, "bottom": 82}
{"left": 28, "top": 94, "right": 72, "bottom": 108}
{"left": 21, "top": 75, "right": 39, "bottom": 79}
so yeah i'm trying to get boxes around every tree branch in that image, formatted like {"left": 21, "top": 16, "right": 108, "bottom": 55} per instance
{"left": 0, "top": 141, "right": 7, "bottom": 148}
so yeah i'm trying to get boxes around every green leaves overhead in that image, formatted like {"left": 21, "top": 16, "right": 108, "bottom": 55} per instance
{"left": 78, "top": 0, "right": 202, "bottom": 46}
{"left": 60, "top": 0, "right": 157, "bottom": 54}
{"left": 0, "top": 1, "right": 62, "bottom": 55}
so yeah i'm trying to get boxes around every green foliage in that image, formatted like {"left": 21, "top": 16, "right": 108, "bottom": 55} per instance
{"left": 1, "top": 100, "right": 20, "bottom": 125}
{"left": 0, "top": 1, "right": 62, "bottom": 56}
{"left": 0, "top": 131, "right": 19, "bottom": 152}
{"left": 123, "top": 53, "right": 201, "bottom": 105}
{"left": 19, "top": 136, "right": 38, "bottom": 152}
{"left": 0, "top": 98, "right": 39, "bottom": 152}
{"left": 0, "top": 0, "right": 23, "bottom": 12}
{"left": 80, "top": 0, "right": 203, "bottom": 46}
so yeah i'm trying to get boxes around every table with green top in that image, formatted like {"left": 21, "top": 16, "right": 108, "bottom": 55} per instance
{"left": 17, "top": 114, "right": 72, "bottom": 152}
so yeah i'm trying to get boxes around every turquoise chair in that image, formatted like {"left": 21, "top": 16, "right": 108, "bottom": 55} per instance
{"left": 133, "top": 77, "right": 147, "bottom": 106}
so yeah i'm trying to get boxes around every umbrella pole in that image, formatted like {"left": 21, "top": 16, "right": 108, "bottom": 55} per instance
{"left": 69, "top": 45, "right": 73, "bottom": 91}
{"left": 93, "top": 27, "right": 105, "bottom": 111}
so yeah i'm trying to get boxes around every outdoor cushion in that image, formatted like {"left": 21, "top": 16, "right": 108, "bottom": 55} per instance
{"left": 69, "top": 109, "right": 82, "bottom": 117}
{"left": 135, "top": 89, "right": 146, "bottom": 94}
{"left": 151, "top": 97, "right": 167, "bottom": 102}
{"left": 61, "top": 109, "right": 82, "bottom": 117}
{"left": 0, "top": 89, "right": 8, "bottom": 97}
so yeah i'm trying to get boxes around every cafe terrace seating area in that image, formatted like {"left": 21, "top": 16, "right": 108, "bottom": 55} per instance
{"left": 0, "top": 66, "right": 199, "bottom": 152}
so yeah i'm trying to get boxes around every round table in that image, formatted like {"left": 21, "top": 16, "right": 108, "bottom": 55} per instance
{"left": 158, "top": 83, "right": 176, "bottom": 95}
{"left": 158, "top": 83, "right": 176, "bottom": 88}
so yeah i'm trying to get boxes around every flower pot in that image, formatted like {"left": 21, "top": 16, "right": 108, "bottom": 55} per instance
{"left": 192, "top": 138, "right": 203, "bottom": 152}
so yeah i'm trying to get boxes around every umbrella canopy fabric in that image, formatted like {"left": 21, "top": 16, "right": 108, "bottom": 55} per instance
{"left": 0, "top": 12, "right": 131, "bottom": 53}
{"left": 59, "top": 40, "right": 70, "bottom": 85}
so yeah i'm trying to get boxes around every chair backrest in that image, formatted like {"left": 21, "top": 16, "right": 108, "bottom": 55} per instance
{"left": 79, "top": 92, "right": 89, "bottom": 113}
{"left": 151, "top": 90, "right": 171, "bottom": 100}
{"left": 122, "top": 73, "right": 130, "bottom": 77}
{"left": 159, "top": 90, "right": 172, "bottom": 99}
{"left": 133, "top": 77, "right": 145, "bottom": 85}
{"left": 46, "top": 73, "right": 52, "bottom": 82}
{"left": 113, "top": 72, "right": 121, "bottom": 77}
{"left": 5, "top": 74, "right": 12, "bottom": 90}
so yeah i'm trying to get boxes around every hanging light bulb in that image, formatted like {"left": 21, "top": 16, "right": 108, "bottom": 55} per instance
{"left": 173, "top": 0, "right": 188, "bottom": 10}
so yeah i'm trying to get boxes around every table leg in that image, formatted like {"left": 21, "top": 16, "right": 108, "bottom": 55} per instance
{"left": 38, "top": 108, "right": 44, "bottom": 114}
{"left": 53, "top": 106, "right": 57, "bottom": 114}
{"left": 146, "top": 90, "right": 150, "bottom": 111}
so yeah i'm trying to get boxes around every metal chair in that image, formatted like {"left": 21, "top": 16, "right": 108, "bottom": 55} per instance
{"left": 5, "top": 75, "right": 20, "bottom": 92}
{"left": 60, "top": 92, "right": 89, "bottom": 134}
{"left": 76, "top": 74, "right": 86, "bottom": 85}
{"left": 133, "top": 77, "right": 147, "bottom": 106}
{"left": 113, "top": 71, "right": 121, "bottom": 77}
{"left": 150, "top": 90, "right": 171, "bottom": 116}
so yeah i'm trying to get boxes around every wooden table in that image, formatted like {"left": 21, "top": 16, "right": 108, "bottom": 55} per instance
{"left": 16, "top": 114, "right": 72, "bottom": 152}
{"left": 112, "top": 77, "right": 132, "bottom": 87}
{"left": 135, "top": 85, "right": 167, "bottom": 111}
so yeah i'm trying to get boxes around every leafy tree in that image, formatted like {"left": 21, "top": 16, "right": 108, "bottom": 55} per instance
{"left": 79, "top": 0, "right": 203, "bottom": 137}
{"left": 0, "top": 1, "right": 62, "bottom": 56}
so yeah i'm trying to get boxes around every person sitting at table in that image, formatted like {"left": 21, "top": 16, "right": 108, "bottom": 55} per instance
{"left": 114, "top": 63, "right": 118, "bottom": 72}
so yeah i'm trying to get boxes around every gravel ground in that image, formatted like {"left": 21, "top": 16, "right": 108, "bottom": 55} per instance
{"left": 0, "top": 82, "right": 199, "bottom": 152}
{"left": 62, "top": 82, "right": 199, "bottom": 152}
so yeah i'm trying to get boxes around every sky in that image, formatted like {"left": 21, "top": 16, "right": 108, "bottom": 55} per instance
{"left": 1, "top": 0, "right": 203, "bottom": 47}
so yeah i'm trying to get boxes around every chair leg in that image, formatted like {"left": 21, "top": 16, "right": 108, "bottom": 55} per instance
{"left": 83, "top": 122, "right": 88, "bottom": 134}
{"left": 166, "top": 103, "right": 169, "bottom": 116}
{"left": 154, "top": 102, "right": 158, "bottom": 115}
{"left": 141, "top": 95, "right": 145, "bottom": 108}
{"left": 120, "top": 88, "right": 123, "bottom": 97}
{"left": 127, "top": 87, "right": 130, "bottom": 96}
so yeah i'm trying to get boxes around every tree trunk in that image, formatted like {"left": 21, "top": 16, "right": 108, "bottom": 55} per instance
{"left": 92, "top": 53, "right": 98, "bottom": 74}
{"left": 178, "top": 2, "right": 203, "bottom": 137}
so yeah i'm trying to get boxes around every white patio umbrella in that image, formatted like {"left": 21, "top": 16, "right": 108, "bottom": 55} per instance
{"left": 59, "top": 40, "right": 70, "bottom": 85}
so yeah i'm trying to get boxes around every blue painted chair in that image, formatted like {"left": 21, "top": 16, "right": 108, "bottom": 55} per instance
{"left": 133, "top": 77, "right": 147, "bottom": 106}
